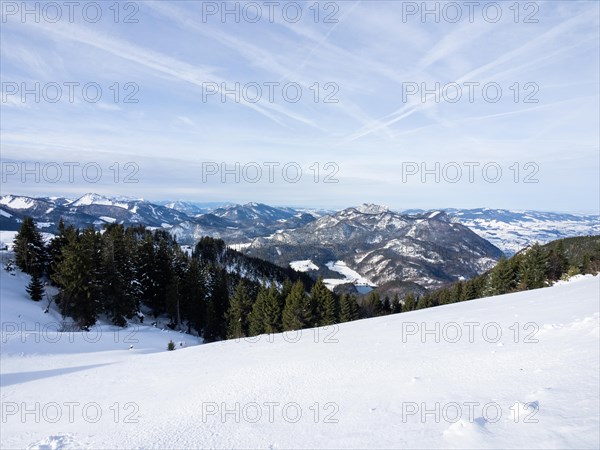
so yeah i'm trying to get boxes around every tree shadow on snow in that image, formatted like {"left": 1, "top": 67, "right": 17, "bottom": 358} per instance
{"left": 0, "top": 363, "right": 113, "bottom": 387}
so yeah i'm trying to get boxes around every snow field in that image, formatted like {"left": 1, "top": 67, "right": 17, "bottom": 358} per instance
{"left": 0, "top": 268, "right": 598, "bottom": 449}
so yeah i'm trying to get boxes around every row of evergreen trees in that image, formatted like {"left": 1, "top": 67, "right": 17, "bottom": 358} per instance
{"left": 412, "top": 238, "right": 599, "bottom": 310}
{"left": 13, "top": 218, "right": 362, "bottom": 341}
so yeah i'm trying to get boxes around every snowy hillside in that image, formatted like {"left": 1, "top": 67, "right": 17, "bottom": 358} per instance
{"left": 1, "top": 267, "right": 598, "bottom": 449}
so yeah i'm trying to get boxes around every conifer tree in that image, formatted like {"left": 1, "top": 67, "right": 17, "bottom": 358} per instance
{"left": 382, "top": 295, "right": 392, "bottom": 314}
{"left": 391, "top": 293, "right": 402, "bottom": 314}
{"left": 54, "top": 227, "right": 102, "bottom": 329}
{"left": 13, "top": 217, "right": 47, "bottom": 275}
{"left": 181, "top": 258, "right": 205, "bottom": 334}
{"left": 546, "top": 241, "right": 568, "bottom": 281}
{"left": 460, "top": 280, "right": 478, "bottom": 301}
{"left": 282, "top": 280, "right": 310, "bottom": 331}
{"left": 520, "top": 243, "right": 547, "bottom": 290}
{"left": 339, "top": 293, "right": 359, "bottom": 322}
{"left": 403, "top": 293, "right": 417, "bottom": 311}
{"left": 449, "top": 281, "right": 463, "bottom": 303}
{"left": 26, "top": 272, "right": 45, "bottom": 301}
{"left": 280, "top": 279, "right": 293, "bottom": 302}
{"left": 262, "top": 284, "right": 283, "bottom": 334}
{"left": 486, "top": 256, "right": 517, "bottom": 295}
{"left": 363, "top": 291, "right": 383, "bottom": 317}
{"left": 201, "top": 264, "right": 222, "bottom": 342}
{"left": 47, "top": 218, "right": 71, "bottom": 283}
{"left": 165, "top": 276, "right": 182, "bottom": 329}
{"left": 100, "top": 225, "right": 137, "bottom": 327}
{"left": 249, "top": 285, "right": 268, "bottom": 336}
{"left": 436, "top": 288, "right": 452, "bottom": 308}
{"left": 226, "top": 279, "right": 253, "bottom": 339}
{"left": 581, "top": 254, "right": 591, "bottom": 274}
{"left": 311, "top": 277, "right": 337, "bottom": 326}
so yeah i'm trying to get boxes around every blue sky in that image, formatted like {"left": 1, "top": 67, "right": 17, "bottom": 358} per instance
{"left": 1, "top": 0, "right": 599, "bottom": 212}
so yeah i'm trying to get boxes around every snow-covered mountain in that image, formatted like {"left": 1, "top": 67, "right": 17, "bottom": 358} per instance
{"left": 0, "top": 195, "right": 315, "bottom": 242}
{"left": 1, "top": 263, "right": 598, "bottom": 449}
{"left": 154, "top": 200, "right": 231, "bottom": 216}
{"left": 244, "top": 205, "right": 504, "bottom": 288}
{"left": 415, "top": 208, "right": 600, "bottom": 255}
{"left": 0, "top": 193, "right": 190, "bottom": 230}
{"left": 454, "top": 209, "right": 600, "bottom": 254}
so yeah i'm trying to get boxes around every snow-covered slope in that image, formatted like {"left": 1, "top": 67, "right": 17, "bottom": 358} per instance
{"left": 1, "top": 266, "right": 598, "bottom": 449}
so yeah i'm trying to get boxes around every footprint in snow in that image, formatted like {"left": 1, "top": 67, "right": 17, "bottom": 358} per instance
{"left": 443, "top": 417, "right": 490, "bottom": 440}
{"left": 27, "top": 434, "right": 78, "bottom": 450}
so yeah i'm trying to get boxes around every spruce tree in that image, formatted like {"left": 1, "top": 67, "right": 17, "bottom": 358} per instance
{"left": 47, "top": 218, "right": 70, "bottom": 283}
{"left": 282, "top": 280, "right": 310, "bottom": 331}
{"left": 382, "top": 296, "right": 392, "bottom": 314}
{"left": 280, "top": 279, "right": 293, "bottom": 302}
{"left": 403, "top": 293, "right": 417, "bottom": 311}
{"left": 26, "top": 272, "right": 44, "bottom": 301}
{"left": 521, "top": 243, "right": 547, "bottom": 290}
{"left": 262, "top": 284, "right": 283, "bottom": 334}
{"left": 311, "top": 277, "right": 337, "bottom": 326}
{"left": 438, "top": 288, "right": 451, "bottom": 305}
{"left": 487, "top": 256, "right": 516, "bottom": 295}
{"left": 546, "top": 241, "right": 568, "bottom": 281}
{"left": 13, "top": 217, "right": 47, "bottom": 275}
{"left": 54, "top": 227, "right": 101, "bottom": 329}
{"left": 100, "top": 225, "right": 137, "bottom": 327}
{"left": 181, "top": 258, "right": 205, "bottom": 334}
{"left": 391, "top": 293, "right": 402, "bottom": 314}
{"left": 460, "top": 280, "right": 478, "bottom": 301}
{"left": 581, "top": 254, "right": 591, "bottom": 274}
{"left": 363, "top": 291, "right": 382, "bottom": 317}
{"left": 339, "top": 294, "right": 359, "bottom": 322}
{"left": 249, "top": 285, "right": 268, "bottom": 336}
{"left": 165, "top": 277, "right": 182, "bottom": 329}
{"left": 226, "top": 279, "right": 253, "bottom": 339}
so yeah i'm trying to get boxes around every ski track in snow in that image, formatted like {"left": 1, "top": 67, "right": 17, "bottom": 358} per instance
{"left": 1, "top": 267, "right": 598, "bottom": 449}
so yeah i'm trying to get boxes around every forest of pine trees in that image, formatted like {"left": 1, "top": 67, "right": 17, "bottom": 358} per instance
{"left": 11, "top": 217, "right": 600, "bottom": 340}
{"left": 11, "top": 218, "right": 361, "bottom": 340}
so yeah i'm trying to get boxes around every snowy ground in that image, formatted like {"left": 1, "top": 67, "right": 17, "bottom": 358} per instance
{"left": 289, "top": 259, "right": 319, "bottom": 272}
{"left": 1, "top": 267, "right": 598, "bottom": 449}
{"left": 324, "top": 260, "right": 376, "bottom": 291}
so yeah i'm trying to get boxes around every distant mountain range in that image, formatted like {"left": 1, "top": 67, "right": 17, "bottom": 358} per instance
{"left": 1, "top": 193, "right": 598, "bottom": 289}
{"left": 0, "top": 194, "right": 316, "bottom": 243}
{"left": 242, "top": 205, "right": 503, "bottom": 288}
